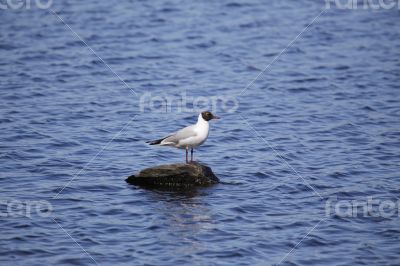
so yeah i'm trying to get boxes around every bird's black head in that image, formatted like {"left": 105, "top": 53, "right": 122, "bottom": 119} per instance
{"left": 201, "top": 111, "right": 220, "bottom": 121}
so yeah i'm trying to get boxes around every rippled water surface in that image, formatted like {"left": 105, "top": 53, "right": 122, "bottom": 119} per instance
{"left": 1, "top": 0, "right": 400, "bottom": 265}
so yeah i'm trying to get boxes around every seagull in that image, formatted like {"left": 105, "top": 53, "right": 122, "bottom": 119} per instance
{"left": 146, "top": 111, "right": 220, "bottom": 163}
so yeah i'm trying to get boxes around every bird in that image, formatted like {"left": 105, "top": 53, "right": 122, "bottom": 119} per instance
{"left": 146, "top": 111, "right": 220, "bottom": 163}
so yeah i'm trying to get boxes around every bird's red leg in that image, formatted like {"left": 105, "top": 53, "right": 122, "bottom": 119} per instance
{"left": 186, "top": 146, "right": 188, "bottom": 163}
{"left": 191, "top": 148, "right": 194, "bottom": 162}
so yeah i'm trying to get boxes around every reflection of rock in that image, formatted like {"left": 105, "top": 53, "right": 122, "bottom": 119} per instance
{"left": 125, "top": 162, "right": 219, "bottom": 188}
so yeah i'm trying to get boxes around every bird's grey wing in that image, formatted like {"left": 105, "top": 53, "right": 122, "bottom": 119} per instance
{"left": 162, "top": 125, "right": 197, "bottom": 144}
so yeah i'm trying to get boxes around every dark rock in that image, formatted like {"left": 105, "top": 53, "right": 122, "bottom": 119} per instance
{"left": 126, "top": 162, "right": 219, "bottom": 188}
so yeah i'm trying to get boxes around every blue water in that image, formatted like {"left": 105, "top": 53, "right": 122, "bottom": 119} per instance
{"left": 1, "top": 0, "right": 400, "bottom": 265}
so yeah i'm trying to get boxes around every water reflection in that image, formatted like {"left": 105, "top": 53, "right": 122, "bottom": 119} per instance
{"left": 143, "top": 187, "right": 216, "bottom": 259}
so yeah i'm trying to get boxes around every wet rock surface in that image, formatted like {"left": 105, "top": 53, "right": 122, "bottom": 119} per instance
{"left": 126, "top": 162, "right": 219, "bottom": 188}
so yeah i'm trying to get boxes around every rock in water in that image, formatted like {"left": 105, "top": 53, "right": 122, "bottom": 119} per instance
{"left": 125, "top": 162, "right": 219, "bottom": 188}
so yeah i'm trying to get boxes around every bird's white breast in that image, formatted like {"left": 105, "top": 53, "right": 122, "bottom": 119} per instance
{"left": 177, "top": 118, "right": 209, "bottom": 148}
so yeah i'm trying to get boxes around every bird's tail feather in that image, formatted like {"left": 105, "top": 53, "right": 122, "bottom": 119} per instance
{"left": 146, "top": 137, "right": 165, "bottom": 145}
